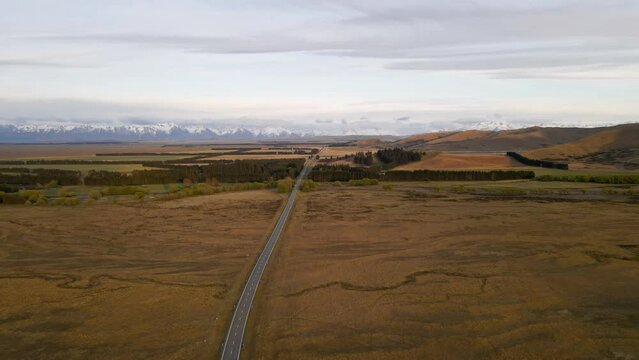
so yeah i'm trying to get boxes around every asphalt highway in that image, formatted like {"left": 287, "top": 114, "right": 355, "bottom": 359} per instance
{"left": 220, "top": 162, "right": 312, "bottom": 360}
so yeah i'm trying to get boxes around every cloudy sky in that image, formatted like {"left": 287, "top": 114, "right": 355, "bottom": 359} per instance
{"left": 1, "top": 0, "right": 638, "bottom": 134}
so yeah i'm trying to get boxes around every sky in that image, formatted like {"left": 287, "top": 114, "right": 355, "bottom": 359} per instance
{"left": 1, "top": 0, "right": 638, "bottom": 134}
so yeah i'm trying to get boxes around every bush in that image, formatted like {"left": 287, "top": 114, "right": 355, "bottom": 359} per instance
{"left": 300, "top": 180, "right": 317, "bottom": 192}
{"left": 101, "top": 185, "right": 149, "bottom": 196}
{"left": 277, "top": 178, "right": 293, "bottom": 193}
{"left": 348, "top": 178, "right": 378, "bottom": 186}
{"left": 382, "top": 184, "right": 393, "bottom": 191}
{"left": 64, "top": 198, "right": 80, "bottom": 206}
{"left": 89, "top": 190, "right": 102, "bottom": 200}
{"left": 0, "top": 190, "right": 48, "bottom": 205}
{"left": 333, "top": 181, "right": 342, "bottom": 187}
{"left": 44, "top": 180, "right": 59, "bottom": 188}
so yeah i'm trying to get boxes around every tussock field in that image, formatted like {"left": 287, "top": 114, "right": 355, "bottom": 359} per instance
{"left": 205, "top": 154, "right": 308, "bottom": 161}
{"left": 249, "top": 185, "right": 639, "bottom": 359}
{"left": 0, "top": 190, "right": 284, "bottom": 359}
{"left": 0, "top": 144, "right": 228, "bottom": 160}
{"left": 394, "top": 152, "right": 526, "bottom": 170}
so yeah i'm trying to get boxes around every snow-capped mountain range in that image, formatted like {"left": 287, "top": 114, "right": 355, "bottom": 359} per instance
{"left": 0, "top": 123, "right": 320, "bottom": 142}
{"left": 0, "top": 120, "right": 627, "bottom": 143}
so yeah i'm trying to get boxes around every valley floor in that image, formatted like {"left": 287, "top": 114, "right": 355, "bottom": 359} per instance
{"left": 248, "top": 185, "right": 639, "bottom": 359}
{"left": 0, "top": 191, "right": 284, "bottom": 360}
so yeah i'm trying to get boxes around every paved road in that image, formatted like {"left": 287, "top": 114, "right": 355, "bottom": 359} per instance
{"left": 220, "top": 162, "right": 312, "bottom": 360}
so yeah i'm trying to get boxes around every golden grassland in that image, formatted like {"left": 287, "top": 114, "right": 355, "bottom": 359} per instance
{"left": 0, "top": 144, "right": 232, "bottom": 160}
{"left": 205, "top": 154, "right": 308, "bottom": 161}
{"left": 0, "top": 190, "right": 284, "bottom": 360}
{"left": 393, "top": 152, "right": 525, "bottom": 170}
{"left": 248, "top": 185, "right": 639, "bottom": 359}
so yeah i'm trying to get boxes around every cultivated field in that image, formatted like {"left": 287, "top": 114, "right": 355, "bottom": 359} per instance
{"left": 248, "top": 184, "right": 639, "bottom": 359}
{"left": 0, "top": 190, "right": 284, "bottom": 359}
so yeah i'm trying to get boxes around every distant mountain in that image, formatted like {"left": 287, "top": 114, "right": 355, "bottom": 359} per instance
{"left": 0, "top": 123, "right": 311, "bottom": 142}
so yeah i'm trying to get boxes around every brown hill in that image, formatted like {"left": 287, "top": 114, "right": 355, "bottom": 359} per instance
{"left": 525, "top": 123, "right": 639, "bottom": 160}
{"left": 396, "top": 126, "right": 611, "bottom": 152}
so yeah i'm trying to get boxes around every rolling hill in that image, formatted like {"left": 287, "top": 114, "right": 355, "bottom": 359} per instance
{"left": 525, "top": 123, "right": 639, "bottom": 159}
{"left": 395, "top": 125, "right": 631, "bottom": 153}
{"left": 524, "top": 123, "right": 639, "bottom": 169}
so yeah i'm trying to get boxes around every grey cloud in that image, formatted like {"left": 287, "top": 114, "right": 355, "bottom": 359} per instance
{"left": 395, "top": 116, "right": 410, "bottom": 122}
{"left": 19, "top": 0, "right": 639, "bottom": 79}
{"left": 315, "top": 119, "right": 334, "bottom": 123}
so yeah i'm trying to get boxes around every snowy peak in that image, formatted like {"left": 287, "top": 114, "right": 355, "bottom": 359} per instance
{"left": 0, "top": 123, "right": 311, "bottom": 142}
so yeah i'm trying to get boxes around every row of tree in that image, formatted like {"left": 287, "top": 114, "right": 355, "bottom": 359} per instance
{"left": 353, "top": 152, "right": 375, "bottom": 165}
{"left": 0, "top": 159, "right": 304, "bottom": 189}
{"left": 376, "top": 148, "right": 422, "bottom": 165}
{"left": 506, "top": 152, "right": 569, "bottom": 170}
{"left": 309, "top": 164, "right": 535, "bottom": 182}
{"left": 0, "top": 168, "right": 82, "bottom": 186}
{"left": 536, "top": 174, "right": 639, "bottom": 184}
{"left": 84, "top": 159, "right": 305, "bottom": 186}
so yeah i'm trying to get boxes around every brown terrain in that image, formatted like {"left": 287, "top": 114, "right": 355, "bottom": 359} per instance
{"left": 394, "top": 152, "right": 526, "bottom": 170}
{"left": 0, "top": 143, "right": 226, "bottom": 160}
{"left": 395, "top": 126, "right": 601, "bottom": 152}
{"left": 0, "top": 190, "right": 284, "bottom": 360}
{"left": 248, "top": 185, "right": 639, "bottom": 359}
{"left": 525, "top": 124, "right": 639, "bottom": 169}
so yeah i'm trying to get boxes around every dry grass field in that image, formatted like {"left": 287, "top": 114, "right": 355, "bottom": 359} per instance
{"left": 0, "top": 144, "right": 231, "bottom": 160}
{"left": 205, "top": 154, "right": 308, "bottom": 161}
{"left": 248, "top": 185, "right": 639, "bottom": 359}
{"left": 0, "top": 190, "right": 284, "bottom": 360}
{"left": 394, "top": 152, "right": 526, "bottom": 170}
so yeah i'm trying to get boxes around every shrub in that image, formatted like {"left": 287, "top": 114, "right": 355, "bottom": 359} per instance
{"left": 101, "top": 185, "right": 149, "bottom": 196}
{"left": 134, "top": 192, "right": 146, "bottom": 199}
{"left": 333, "top": 181, "right": 342, "bottom": 187}
{"left": 300, "top": 180, "right": 317, "bottom": 192}
{"left": 277, "top": 178, "right": 293, "bottom": 193}
{"left": 348, "top": 178, "right": 378, "bottom": 186}
{"left": 89, "top": 190, "right": 102, "bottom": 200}
{"left": 382, "top": 184, "right": 393, "bottom": 191}
{"left": 64, "top": 197, "right": 80, "bottom": 206}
